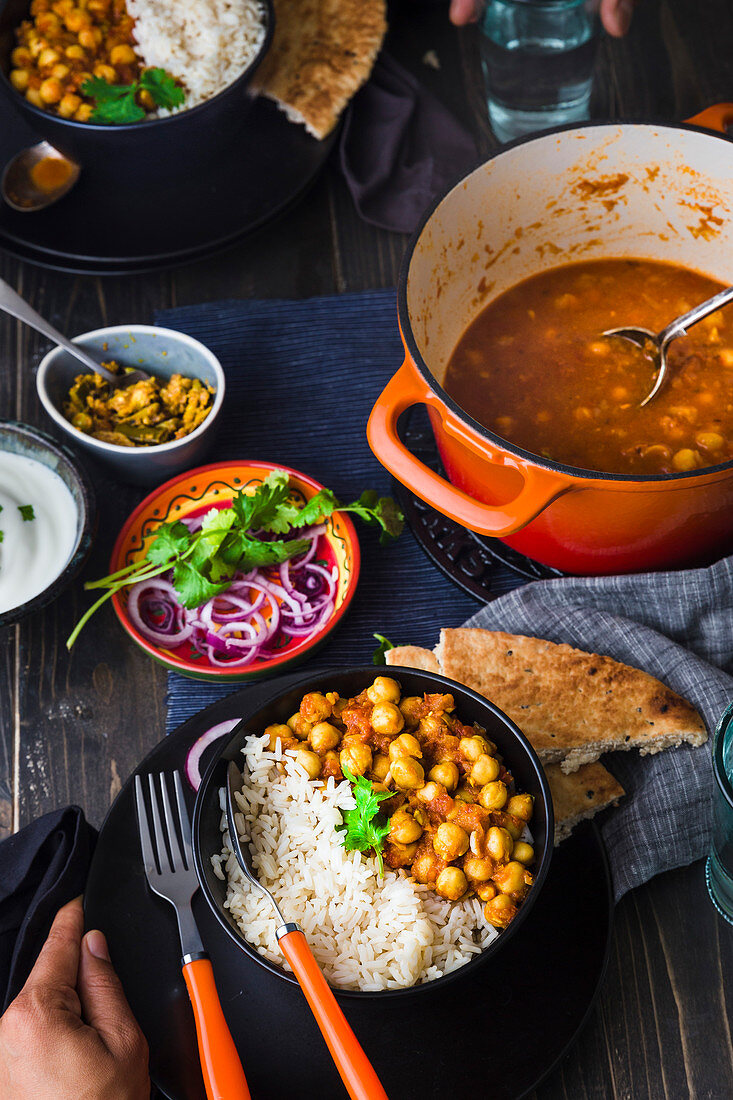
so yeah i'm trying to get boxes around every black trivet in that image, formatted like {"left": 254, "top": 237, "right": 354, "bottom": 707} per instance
{"left": 393, "top": 408, "right": 564, "bottom": 601}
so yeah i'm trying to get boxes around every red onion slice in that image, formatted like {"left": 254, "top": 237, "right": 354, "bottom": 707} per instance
{"left": 185, "top": 718, "right": 240, "bottom": 790}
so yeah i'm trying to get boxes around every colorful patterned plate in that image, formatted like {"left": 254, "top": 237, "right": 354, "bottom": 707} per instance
{"left": 110, "top": 461, "right": 360, "bottom": 682}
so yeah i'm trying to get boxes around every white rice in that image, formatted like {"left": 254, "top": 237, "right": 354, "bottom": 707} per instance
{"left": 212, "top": 736, "right": 498, "bottom": 991}
{"left": 127, "top": 0, "right": 266, "bottom": 111}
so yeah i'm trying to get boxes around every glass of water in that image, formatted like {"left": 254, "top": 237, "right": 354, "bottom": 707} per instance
{"left": 706, "top": 701, "right": 733, "bottom": 924}
{"left": 479, "top": 0, "right": 600, "bottom": 143}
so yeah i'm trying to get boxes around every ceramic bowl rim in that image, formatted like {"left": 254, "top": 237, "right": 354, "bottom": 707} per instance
{"left": 0, "top": 420, "right": 95, "bottom": 627}
{"left": 109, "top": 460, "right": 362, "bottom": 679}
{"left": 192, "top": 663, "right": 554, "bottom": 999}
{"left": 36, "top": 323, "right": 225, "bottom": 457}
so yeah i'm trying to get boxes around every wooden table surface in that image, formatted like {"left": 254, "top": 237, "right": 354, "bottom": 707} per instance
{"left": 2, "top": 1, "right": 732, "bottom": 1096}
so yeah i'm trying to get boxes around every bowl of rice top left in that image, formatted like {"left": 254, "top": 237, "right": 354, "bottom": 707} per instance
{"left": 108, "top": 460, "right": 360, "bottom": 681}
{"left": 0, "top": 422, "right": 94, "bottom": 627}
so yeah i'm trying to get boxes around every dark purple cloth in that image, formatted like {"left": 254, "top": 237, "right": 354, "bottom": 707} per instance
{"left": 0, "top": 806, "right": 96, "bottom": 1010}
{"left": 340, "top": 52, "right": 477, "bottom": 233}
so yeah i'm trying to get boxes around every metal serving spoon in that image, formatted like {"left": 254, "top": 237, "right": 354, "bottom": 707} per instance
{"left": 225, "top": 760, "right": 388, "bottom": 1100}
{"left": 0, "top": 277, "right": 150, "bottom": 388}
{"left": 604, "top": 283, "right": 733, "bottom": 407}
{"left": 2, "top": 141, "right": 80, "bottom": 213}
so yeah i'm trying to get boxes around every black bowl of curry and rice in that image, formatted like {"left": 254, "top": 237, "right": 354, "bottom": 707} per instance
{"left": 193, "top": 666, "right": 553, "bottom": 997}
{"left": 0, "top": 0, "right": 273, "bottom": 175}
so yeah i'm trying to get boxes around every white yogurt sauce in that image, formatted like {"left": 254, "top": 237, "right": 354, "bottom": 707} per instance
{"left": 0, "top": 451, "right": 79, "bottom": 613}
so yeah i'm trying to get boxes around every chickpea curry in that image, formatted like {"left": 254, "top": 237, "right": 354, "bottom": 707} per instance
{"left": 63, "top": 364, "right": 215, "bottom": 446}
{"left": 265, "top": 677, "right": 536, "bottom": 930}
{"left": 443, "top": 259, "right": 733, "bottom": 476}
{"left": 9, "top": 0, "right": 179, "bottom": 122}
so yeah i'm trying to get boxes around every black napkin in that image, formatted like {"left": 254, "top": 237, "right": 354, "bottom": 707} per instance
{"left": 0, "top": 806, "right": 96, "bottom": 1010}
{"left": 340, "top": 52, "right": 478, "bottom": 233}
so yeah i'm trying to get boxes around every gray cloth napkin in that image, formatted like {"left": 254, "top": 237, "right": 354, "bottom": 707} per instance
{"left": 461, "top": 554, "right": 733, "bottom": 900}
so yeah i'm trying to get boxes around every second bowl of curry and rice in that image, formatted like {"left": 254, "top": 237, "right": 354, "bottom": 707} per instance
{"left": 193, "top": 666, "right": 553, "bottom": 996}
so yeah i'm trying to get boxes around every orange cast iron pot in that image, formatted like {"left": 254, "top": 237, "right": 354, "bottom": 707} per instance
{"left": 367, "top": 105, "right": 733, "bottom": 575}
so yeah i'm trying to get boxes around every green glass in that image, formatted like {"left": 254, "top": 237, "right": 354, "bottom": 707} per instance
{"left": 706, "top": 701, "right": 733, "bottom": 924}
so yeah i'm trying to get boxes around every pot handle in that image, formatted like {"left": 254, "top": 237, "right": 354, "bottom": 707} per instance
{"left": 685, "top": 103, "right": 733, "bottom": 132}
{"left": 367, "top": 362, "right": 571, "bottom": 537}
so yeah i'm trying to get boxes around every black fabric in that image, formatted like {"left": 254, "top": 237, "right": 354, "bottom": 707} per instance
{"left": 0, "top": 806, "right": 97, "bottom": 1010}
{"left": 340, "top": 52, "right": 478, "bottom": 233}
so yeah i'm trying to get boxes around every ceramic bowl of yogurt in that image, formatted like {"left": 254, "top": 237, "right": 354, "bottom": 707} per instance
{"left": 0, "top": 423, "right": 95, "bottom": 627}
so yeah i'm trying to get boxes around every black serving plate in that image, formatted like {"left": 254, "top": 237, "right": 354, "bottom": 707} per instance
{"left": 85, "top": 676, "right": 614, "bottom": 1100}
{"left": 0, "top": 99, "right": 336, "bottom": 274}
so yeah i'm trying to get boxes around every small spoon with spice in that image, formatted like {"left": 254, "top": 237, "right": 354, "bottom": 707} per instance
{"left": 604, "top": 282, "right": 733, "bottom": 407}
{"left": 2, "top": 142, "right": 80, "bottom": 213}
{"left": 0, "top": 277, "right": 150, "bottom": 388}
{"left": 225, "top": 760, "right": 389, "bottom": 1100}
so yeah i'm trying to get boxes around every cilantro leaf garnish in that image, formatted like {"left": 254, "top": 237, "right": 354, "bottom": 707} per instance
{"left": 336, "top": 767, "right": 392, "bottom": 877}
{"left": 18, "top": 505, "right": 35, "bottom": 521}
{"left": 82, "top": 68, "right": 184, "bottom": 125}
{"left": 372, "top": 633, "right": 395, "bottom": 664}
{"left": 67, "top": 471, "right": 403, "bottom": 649}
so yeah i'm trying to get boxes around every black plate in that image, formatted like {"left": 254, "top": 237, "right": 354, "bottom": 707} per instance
{"left": 85, "top": 676, "right": 613, "bottom": 1100}
{"left": 0, "top": 100, "right": 336, "bottom": 274}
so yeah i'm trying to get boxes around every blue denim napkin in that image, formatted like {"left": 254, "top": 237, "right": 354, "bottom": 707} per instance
{"left": 154, "top": 291, "right": 514, "bottom": 731}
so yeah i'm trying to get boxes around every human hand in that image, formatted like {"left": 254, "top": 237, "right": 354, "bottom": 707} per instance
{"left": 449, "top": 0, "right": 637, "bottom": 37}
{"left": 0, "top": 897, "right": 150, "bottom": 1100}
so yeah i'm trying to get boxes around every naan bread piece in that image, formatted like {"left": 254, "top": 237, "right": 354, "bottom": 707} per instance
{"left": 254, "top": 0, "right": 387, "bottom": 139}
{"left": 546, "top": 762, "right": 624, "bottom": 845}
{"left": 386, "top": 645, "right": 439, "bottom": 674}
{"left": 436, "top": 628, "right": 707, "bottom": 773}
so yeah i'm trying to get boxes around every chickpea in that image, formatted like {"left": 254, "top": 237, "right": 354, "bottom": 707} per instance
{"left": 389, "top": 810, "right": 423, "bottom": 845}
{"left": 50, "top": 63, "right": 70, "bottom": 80}
{"left": 471, "top": 754, "right": 500, "bottom": 786}
{"left": 492, "top": 861, "right": 527, "bottom": 897}
{"left": 264, "top": 723, "right": 295, "bottom": 751}
{"left": 411, "top": 849, "right": 443, "bottom": 885}
{"left": 476, "top": 882, "right": 497, "bottom": 902}
{"left": 478, "top": 780, "right": 508, "bottom": 811}
{"left": 502, "top": 817, "right": 524, "bottom": 841}
{"left": 110, "top": 43, "right": 137, "bottom": 65}
{"left": 506, "top": 794, "right": 534, "bottom": 822}
{"left": 57, "top": 92, "right": 81, "bottom": 117}
{"left": 433, "top": 822, "right": 469, "bottom": 861}
{"left": 291, "top": 749, "right": 321, "bottom": 780}
{"left": 484, "top": 893, "right": 516, "bottom": 928}
{"left": 11, "top": 47, "right": 32, "bottom": 67}
{"left": 513, "top": 841, "right": 534, "bottom": 864}
{"left": 486, "top": 826, "right": 514, "bottom": 861}
{"left": 29, "top": 38, "right": 48, "bottom": 60}
{"left": 463, "top": 855, "right": 494, "bottom": 882}
{"left": 388, "top": 841, "right": 419, "bottom": 866}
{"left": 74, "top": 102, "right": 93, "bottom": 121}
{"left": 300, "top": 692, "right": 332, "bottom": 724}
{"left": 371, "top": 753, "right": 390, "bottom": 782}
{"left": 366, "top": 676, "right": 401, "bottom": 705}
{"left": 65, "top": 8, "right": 91, "bottom": 33}
{"left": 26, "top": 87, "right": 45, "bottom": 107}
{"left": 286, "top": 713, "right": 311, "bottom": 741}
{"left": 93, "top": 62, "right": 116, "bottom": 82}
{"left": 436, "top": 866, "right": 468, "bottom": 901}
{"left": 371, "top": 702, "right": 404, "bottom": 736}
{"left": 454, "top": 785, "right": 475, "bottom": 803}
{"left": 388, "top": 732, "right": 421, "bottom": 761}
{"left": 720, "top": 348, "right": 733, "bottom": 367}
{"left": 390, "top": 756, "right": 424, "bottom": 790}
{"left": 416, "top": 781, "right": 443, "bottom": 803}
{"left": 9, "top": 70, "right": 30, "bottom": 92}
{"left": 428, "top": 761, "right": 459, "bottom": 791}
{"left": 37, "top": 46, "right": 60, "bottom": 67}
{"left": 340, "top": 741, "right": 372, "bottom": 778}
{"left": 672, "top": 448, "right": 698, "bottom": 472}
{"left": 309, "top": 721, "right": 341, "bottom": 754}
{"left": 459, "top": 735, "right": 490, "bottom": 763}
{"left": 65, "top": 43, "right": 86, "bottom": 59}
{"left": 697, "top": 432, "right": 724, "bottom": 453}
{"left": 399, "top": 696, "right": 423, "bottom": 726}
{"left": 78, "top": 27, "right": 101, "bottom": 50}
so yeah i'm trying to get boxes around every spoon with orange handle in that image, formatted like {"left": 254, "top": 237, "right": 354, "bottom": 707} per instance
{"left": 226, "top": 761, "right": 389, "bottom": 1100}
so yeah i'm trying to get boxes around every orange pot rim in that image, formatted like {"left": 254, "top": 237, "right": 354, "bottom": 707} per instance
{"left": 397, "top": 116, "right": 733, "bottom": 488}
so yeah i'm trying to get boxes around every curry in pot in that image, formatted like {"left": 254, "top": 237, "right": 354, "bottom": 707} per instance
{"left": 443, "top": 259, "right": 733, "bottom": 476}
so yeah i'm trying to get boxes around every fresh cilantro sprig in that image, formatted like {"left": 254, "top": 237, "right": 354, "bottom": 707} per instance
{"left": 18, "top": 505, "right": 35, "bottom": 521}
{"left": 372, "top": 633, "right": 395, "bottom": 664}
{"left": 66, "top": 470, "right": 404, "bottom": 649}
{"left": 336, "top": 767, "right": 392, "bottom": 877}
{"left": 81, "top": 68, "right": 184, "bottom": 125}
